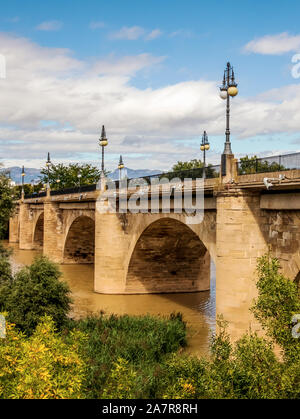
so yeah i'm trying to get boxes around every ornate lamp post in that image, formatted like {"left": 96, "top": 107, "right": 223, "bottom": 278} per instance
{"left": 200, "top": 130, "right": 210, "bottom": 180}
{"left": 118, "top": 155, "right": 124, "bottom": 181}
{"left": 46, "top": 152, "right": 51, "bottom": 187}
{"left": 77, "top": 173, "right": 82, "bottom": 192}
{"left": 99, "top": 125, "right": 108, "bottom": 174}
{"left": 21, "top": 165, "right": 25, "bottom": 195}
{"left": 220, "top": 62, "right": 238, "bottom": 175}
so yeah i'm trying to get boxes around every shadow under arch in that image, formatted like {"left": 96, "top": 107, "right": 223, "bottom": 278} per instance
{"left": 126, "top": 217, "right": 211, "bottom": 294}
{"left": 33, "top": 212, "right": 44, "bottom": 249}
{"left": 64, "top": 215, "right": 95, "bottom": 264}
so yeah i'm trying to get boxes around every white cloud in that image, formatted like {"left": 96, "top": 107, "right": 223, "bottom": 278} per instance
{"left": 244, "top": 32, "right": 300, "bottom": 55}
{"left": 89, "top": 53, "right": 165, "bottom": 76}
{"left": 89, "top": 21, "right": 105, "bottom": 30}
{"left": 169, "top": 29, "right": 193, "bottom": 38}
{"left": 36, "top": 20, "right": 63, "bottom": 31}
{"left": 146, "top": 29, "right": 162, "bottom": 40}
{"left": 109, "top": 26, "right": 145, "bottom": 40}
{"left": 1, "top": 33, "right": 300, "bottom": 171}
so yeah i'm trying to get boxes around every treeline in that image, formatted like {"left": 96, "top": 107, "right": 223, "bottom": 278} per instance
{"left": 13, "top": 163, "right": 105, "bottom": 198}
{"left": 0, "top": 245, "right": 299, "bottom": 399}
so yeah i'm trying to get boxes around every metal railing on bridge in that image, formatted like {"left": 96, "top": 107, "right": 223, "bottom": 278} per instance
{"left": 114, "top": 164, "right": 221, "bottom": 188}
{"left": 141, "top": 164, "right": 221, "bottom": 182}
{"left": 23, "top": 151, "right": 300, "bottom": 199}
{"left": 50, "top": 183, "right": 97, "bottom": 196}
{"left": 237, "top": 152, "right": 300, "bottom": 175}
{"left": 23, "top": 165, "right": 221, "bottom": 199}
{"left": 24, "top": 191, "right": 47, "bottom": 199}
{"left": 24, "top": 184, "right": 97, "bottom": 199}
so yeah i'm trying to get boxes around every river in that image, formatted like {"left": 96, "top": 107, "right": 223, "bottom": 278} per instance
{"left": 4, "top": 241, "right": 216, "bottom": 357}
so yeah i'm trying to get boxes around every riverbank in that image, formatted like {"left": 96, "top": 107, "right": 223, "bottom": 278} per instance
{"left": 3, "top": 241, "right": 215, "bottom": 357}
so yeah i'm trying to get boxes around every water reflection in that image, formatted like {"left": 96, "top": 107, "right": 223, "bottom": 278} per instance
{"left": 4, "top": 242, "right": 216, "bottom": 357}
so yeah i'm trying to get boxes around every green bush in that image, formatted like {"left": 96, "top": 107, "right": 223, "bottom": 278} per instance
{"left": 101, "top": 357, "right": 141, "bottom": 399}
{"left": 252, "top": 255, "right": 300, "bottom": 363}
{"left": 0, "top": 243, "right": 12, "bottom": 284}
{"left": 0, "top": 256, "right": 71, "bottom": 335}
{"left": 69, "top": 312, "right": 187, "bottom": 398}
{"left": 0, "top": 243, "right": 13, "bottom": 311}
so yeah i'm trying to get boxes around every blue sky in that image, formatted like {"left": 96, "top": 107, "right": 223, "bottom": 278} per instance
{"left": 1, "top": 0, "right": 300, "bottom": 170}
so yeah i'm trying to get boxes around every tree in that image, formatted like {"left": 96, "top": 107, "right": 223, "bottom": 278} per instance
{"left": 172, "top": 159, "right": 204, "bottom": 172}
{"left": 14, "top": 183, "right": 44, "bottom": 199}
{"left": 170, "top": 159, "right": 218, "bottom": 179}
{"left": 0, "top": 171, "right": 16, "bottom": 238}
{"left": 239, "top": 155, "right": 286, "bottom": 175}
{"left": 40, "top": 163, "right": 104, "bottom": 190}
{"left": 252, "top": 255, "right": 300, "bottom": 364}
{"left": 0, "top": 256, "right": 72, "bottom": 335}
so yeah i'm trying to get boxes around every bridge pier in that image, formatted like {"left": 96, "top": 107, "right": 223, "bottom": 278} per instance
{"left": 9, "top": 208, "right": 19, "bottom": 243}
{"left": 216, "top": 189, "right": 268, "bottom": 340}
{"left": 43, "top": 200, "right": 64, "bottom": 263}
{"left": 94, "top": 208, "right": 128, "bottom": 293}
{"left": 19, "top": 202, "right": 34, "bottom": 250}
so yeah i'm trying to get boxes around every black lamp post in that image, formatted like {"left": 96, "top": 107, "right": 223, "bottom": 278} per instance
{"left": 46, "top": 152, "right": 51, "bottom": 187}
{"left": 118, "top": 155, "right": 124, "bottom": 181}
{"left": 99, "top": 125, "right": 108, "bottom": 173}
{"left": 220, "top": 62, "right": 238, "bottom": 175}
{"left": 200, "top": 131, "right": 210, "bottom": 180}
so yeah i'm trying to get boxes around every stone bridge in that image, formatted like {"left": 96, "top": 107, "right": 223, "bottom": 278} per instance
{"left": 9, "top": 157, "right": 300, "bottom": 339}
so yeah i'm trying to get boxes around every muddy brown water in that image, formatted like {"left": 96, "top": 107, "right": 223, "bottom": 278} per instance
{"left": 4, "top": 241, "right": 216, "bottom": 357}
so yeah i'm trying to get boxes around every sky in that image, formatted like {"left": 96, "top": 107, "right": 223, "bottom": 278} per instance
{"left": 1, "top": 0, "right": 300, "bottom": 171}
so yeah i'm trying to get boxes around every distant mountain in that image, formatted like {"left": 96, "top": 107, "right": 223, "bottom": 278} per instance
{"left": 108, "top": 167, "right": 161, "bottom": 181}
{"left": 2, "top": 166, "right": 162, "bottom": 185}
{"left": 1, "top": 166, "right": 42, "bottom": 185}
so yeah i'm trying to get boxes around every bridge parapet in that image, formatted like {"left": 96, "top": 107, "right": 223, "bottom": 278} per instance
{"left": 238, "top": 168, "right": 300, "bottom": 185}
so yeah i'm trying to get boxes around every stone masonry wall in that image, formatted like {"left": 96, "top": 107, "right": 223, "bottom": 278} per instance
{"left": 260, "top": 209, "right": 300, "bottom": 281}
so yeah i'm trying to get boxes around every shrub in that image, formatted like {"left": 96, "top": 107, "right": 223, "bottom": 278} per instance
{"left": 0, "top": 315, "right": 86, "bottom": 399}
{"left": 0, "top": 243, "right": 12, "bottom": 284}
{"left": 101, "top": 358, "right": 140, "bottom": 399}
{"left": 252, "top": 254, "right": 300, "bottom": 363}
{"left": 154, "top": 353, "right": 208, "bottom": 399}
{"left": 0, "top": 244, "right": 13, "bottom": 311}
{"left": 0, "top": 256, "right": 71, "bottom": 335}
{"left": 70, "top": 312, "right": 187, "bottom": 398}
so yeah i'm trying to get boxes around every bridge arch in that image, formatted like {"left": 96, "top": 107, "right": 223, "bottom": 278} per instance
{"left": 125, "top": 216, "right": 212, "bottom": 294}
{"left": 63, "top": 215, "right": 95, "bottom": 264}
{"left": 33, "top": 212, "right": 44, "bottom": 249}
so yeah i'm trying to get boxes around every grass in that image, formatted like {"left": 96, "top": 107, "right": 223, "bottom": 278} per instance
{"left": 66, "top": 312, "right": 187, "bottom": 398}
